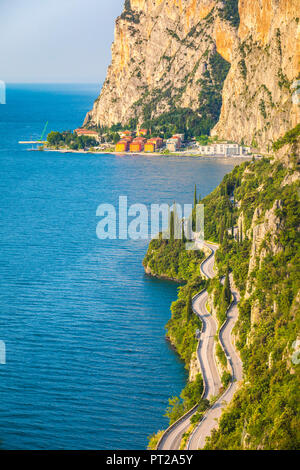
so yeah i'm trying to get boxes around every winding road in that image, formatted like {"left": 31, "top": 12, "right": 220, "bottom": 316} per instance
{"left": 157, "top": 241, "right": 242, "bottom": 451}
{"left": 187, "top": 273, "right": 243, "bottom": 449}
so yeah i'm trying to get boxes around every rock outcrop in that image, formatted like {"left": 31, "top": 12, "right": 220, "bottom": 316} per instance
{"left": 84, "top": 0, "right": 299, "bottom": 151}
{"left": 84, "top": 0, "right": 238, "bottom": 130}
{"left": 245, "top": 200, "right": 284, "bottom": 298}
{"left": 212, "top": 0, "right": 300, "bottom": 151}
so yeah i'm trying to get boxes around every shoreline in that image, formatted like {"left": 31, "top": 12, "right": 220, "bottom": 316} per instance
{"left": 32, "top": 147, "right": 256, "bottom": 160}
{"left": 144, "top": 264, "right": 186, "bottom": 284}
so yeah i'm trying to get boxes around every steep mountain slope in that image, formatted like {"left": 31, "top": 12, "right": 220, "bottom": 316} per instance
{"left": 84, "top": 0, "right": 239, "bottom": 134}
{"left": 213, "top": 0, "right": 300, "bottom": 151}
{"left": 84, "top": 0, "right": 299, "bottom": 149}
{"left": 202, "top": 146, "right": 300, "bottom": 449}
{"left": 145, "top": 140, "right": 300, "bottom": 449}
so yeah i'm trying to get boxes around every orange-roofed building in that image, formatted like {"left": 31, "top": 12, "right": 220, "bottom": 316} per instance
{"left": 130, "top": 141, "right": 144, "bottom": 152}
{"left": 144, "top": 142, "right": 156, "bottom": 153}
{"left": 120, "top": 130, "right": 132, "bottom": 139}
{"left": 123, "top": 136, "right": 133, "bottom": 143}
{"left": 137, "top": 128, "right": 148, "bottom": 137}
{"left": 74, "top": 128, "right": 100, "bottom": 141}
{"left": 171, "top": 136, "right": 182, "bottom": 148}
{"left": 115, "top": 140, "right": 130, "bottom": 152}
{"left": 173, "top": 134, "right": 185, "bottom": 142}
{"left": 148, "top": 137, "right": 163, "bottom": 149}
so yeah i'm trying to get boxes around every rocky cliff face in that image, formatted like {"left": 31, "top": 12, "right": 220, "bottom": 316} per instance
{"left": 85, "top": 0, "right": 299, "bottom": 149}
{"left": 84, "top": 0, "right": 238, "bottom": 131}
{"left": 244, "top": 200, "right": 284, "bottom": 300}
{"left": 213, "top": 0, "right": 300, "bottom": 150}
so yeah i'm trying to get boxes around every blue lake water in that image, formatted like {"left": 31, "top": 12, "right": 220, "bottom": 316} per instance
{"left": 0, "top": 84, "right": 242, "bottom": 450}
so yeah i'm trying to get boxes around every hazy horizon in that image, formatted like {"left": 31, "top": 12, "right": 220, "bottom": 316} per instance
{"left": 0, "top": 0, "right": 124, "bottom": 84}
{"left": 5, "top": 82, "right": 102, "bottom": 85}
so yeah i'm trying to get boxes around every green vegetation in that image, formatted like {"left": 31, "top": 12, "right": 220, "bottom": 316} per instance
{"left": 146, "top": 136, "right": 299, "bottom": 448}
{"left": 239, "top": 59, "right": 247, "bottom": 79}
{"left": 275, "top": 28, "right": 282, "bottom": 56}
{"left": 124, "top": 0, "right": 131, "bottom": 10}
{"left": 197, "top": 52, "right": 231, "bottom": 128}
{"left": 259, "top": 99, "right": 267, "bottom": 119}
{"left": 198, "top": 154, "right": 299, "bottom": 449}
{"left": 204, "top": 155, "right": 300, "bottom": 449}
{"left": 277, "top": 69, "right": 291, "bottom": 90}
{"left": 143, "top": 207, "right": 210, "bottom": 428}
{"left": 272, "top": 124, "right": 300, "bottom": 151}
{"left": 221, "top": 265, "right": 232, "bottom": 314}
{"left": 190, "top": 403, "right": 209, "bottom": 424}
{"left": 166, "top": 278, "right": 205, "bottom": 367}
{"left": 141, "top": 107, "right": 215, "bottom": 139}
{"left": 143, "top": 236, "right": 204, "bottom": 281}
{"left": 47, "top": 131, "right": 98, "bottom": 150}
{"left": 221, "top": 371, "right": 232, "bottom": 388}
{"left": 165, "top": 374, "right": 206, "bottom": 424}
{"left": 216, "top": 342, "right": 227, "bottom": 367}
{"left": 130, "top": 51, "right": 230, "bottom": 139}
{"left": 196, "top": 135, "right": 218, "bottom": 146}
{"left": 219, "top": 0, "right": 240, "bottom": 28}
{"left": 147, "top": 430, "right": 164, "bottom": 450}
{"left": 120, "top": 1, "right": 141, "bottom": 23}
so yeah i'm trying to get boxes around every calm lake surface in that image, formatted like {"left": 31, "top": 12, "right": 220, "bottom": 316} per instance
{"left": 0, "top": 84, "right": 244, "bottom": 449}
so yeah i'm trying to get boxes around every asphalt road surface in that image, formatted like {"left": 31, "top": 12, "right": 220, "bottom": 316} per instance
{"left": 157, "top": 241, "right": 223, "bottom": 450}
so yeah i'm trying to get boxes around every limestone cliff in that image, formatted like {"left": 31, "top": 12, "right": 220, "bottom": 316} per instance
{"left": 84, "top": 0, "right": 238, "bottom": 132}
{"left": 213, "top": 0, "right": 300, "bottom": 151}
{"left": 85, "top": 0, "right": 299, "bottom": 149}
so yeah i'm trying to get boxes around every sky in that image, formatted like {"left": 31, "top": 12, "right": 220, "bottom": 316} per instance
{"left": 0, "top": 0, "right": 124, "bottom": 83}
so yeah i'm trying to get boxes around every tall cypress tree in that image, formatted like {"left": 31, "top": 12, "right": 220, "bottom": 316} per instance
{"left": 186, "top": 290, "right": 193, "bottom": 322}
{"left": 219, "top": 218, "right": 224, "bottom": 245}
{"left": 181, "top": 219, "right": 186, "bottom": 243}
{"left": 167, "top": 204, "right": 171, "bottom": 240}
{"left": 170, "top": 210, "right": 174, "bottom": 243}
{"left": 223, "top": 265, "right": 231, "bottom": 306}
{"left": 192, "top": 185, "right": 197, "bottom": 232}
{"left": 223, "top": 228, "right": 229, "bottom": 249}
{"left": 231, "top": 213, "right": 234, "bottom": 238}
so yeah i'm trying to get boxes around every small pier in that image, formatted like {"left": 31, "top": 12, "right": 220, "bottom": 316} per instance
{"left": 19, "top": 141, "right": 47, "bottom": 144}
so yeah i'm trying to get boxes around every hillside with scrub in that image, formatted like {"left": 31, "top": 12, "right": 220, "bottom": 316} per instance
{"left": 145, "top": 135, "right": 300, "bottom": 449}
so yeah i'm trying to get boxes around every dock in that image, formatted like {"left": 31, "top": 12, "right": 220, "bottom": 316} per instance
{"left": 19, "top": 141, "right": 47, "bottom": 144}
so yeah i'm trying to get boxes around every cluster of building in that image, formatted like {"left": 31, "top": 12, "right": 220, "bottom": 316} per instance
{"left": 116, "top": 136, "right": 164, "bottom": 153}
{"left": 74, "top": 127, "right": 253, "bottom": 158}
{"left": 197, "top": 142, "right": 251, "bottom": 156}
{"left": 115, "top": 130, "right": 165, "bottom": 153}
{"left": 115, "top": 130, "right": 185, "bottom": 153}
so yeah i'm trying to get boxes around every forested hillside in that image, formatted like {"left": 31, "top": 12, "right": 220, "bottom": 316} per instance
{"left": 145, "top": 137, "right": 300, "bottom": 449}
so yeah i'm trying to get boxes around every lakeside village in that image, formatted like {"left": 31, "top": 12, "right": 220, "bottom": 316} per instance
{"left": 46, "top": 126, "right": 254, "bottom": 157}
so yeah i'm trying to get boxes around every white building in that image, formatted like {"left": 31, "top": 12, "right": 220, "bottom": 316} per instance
{"left": 167, "top": 138, "right": 181, "bottom": 152}
{"left": 198, "top": 142, "right": 251, "bottom": 156}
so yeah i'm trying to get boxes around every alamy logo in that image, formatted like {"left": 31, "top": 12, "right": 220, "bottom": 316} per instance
{"left": 0, "top": 340, "right": 6, "bottom": 365}
{"left": 96, "top": 197, "right": 204, "bottom": 250}
{"left": 0, "top": 81, "right": 6, "bottom": 104}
